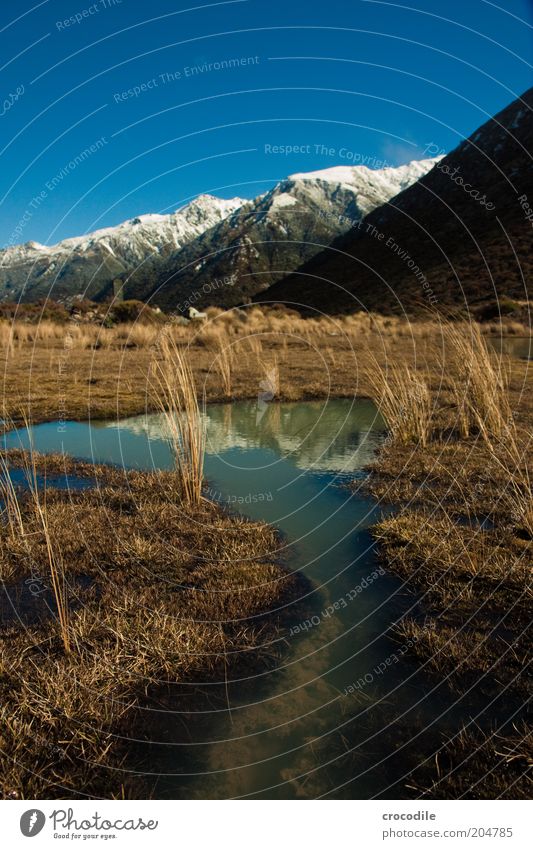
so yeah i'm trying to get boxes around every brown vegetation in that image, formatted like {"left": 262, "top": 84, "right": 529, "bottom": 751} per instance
{"left": 0, "top": 306, "right": 531, "bottom": 799}
{"left": 0, "top": 452, "right": 295, "bottom": 799}
{"left": 149, "top": 333, "right": 206, "bottom": 505}
{"left": 0, "top": 308, "right": 529, "bottom": 425}
{"left": 364, "top": 324, "right": 532, "bottom": 798}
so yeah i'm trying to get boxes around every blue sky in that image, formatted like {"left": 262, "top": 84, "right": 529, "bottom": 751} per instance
{"left": 1, "top": 0, "right": 532, "bottom": 246}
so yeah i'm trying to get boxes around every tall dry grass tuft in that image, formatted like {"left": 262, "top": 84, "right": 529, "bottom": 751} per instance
{"left": 113, "top": 322, "right": 160, "bottom": 349}
{"left": 150, "top": 334, "right": 206, "bottom": 505}
{"left": 214, "top": 341, "right": 233, "bottom": 397}
{"left": 0, "top": 321, "right": 14, "bottom": 355}
{"left": 444, "top": 323, "right": 511, "bottom": 444}
{"left": 0, "top": 456, "right": 24, "bottom": 538}
{"left": 261, "top": 356, "right": 280, "bottom": 399}
{"left": 364, "top": 356, "right": 432, "bottom": 446}
{"left": 34, "top": 495, "right": 72, "bottom": 655}
{"left": 22, "top": 415, "right": 71, "bottom": 654}
{"left": 1, "top": 412, "right": 72, "bottom": 653}
{"left": 246, "top": 335, "right": 263, "bottom": 356}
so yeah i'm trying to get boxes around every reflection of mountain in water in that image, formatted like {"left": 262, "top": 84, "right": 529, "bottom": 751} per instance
{"left": 104, "top": 400, "right": 385, "bottom": 475}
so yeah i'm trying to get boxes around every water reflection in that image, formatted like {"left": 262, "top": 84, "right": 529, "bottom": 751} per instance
{"left": 98, "top": 399, "right": 386, "bottom": 476}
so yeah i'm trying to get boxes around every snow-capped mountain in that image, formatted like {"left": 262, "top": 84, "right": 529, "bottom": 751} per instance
{"left": 0, "top": 158, "right": 439, "bottom": 306}
{"left": 133, "top": 157, "right": 439, "bottom": 310}
{"left": 288, "top": 157, "right": 440, "bottom": 217}
{"left": 0, "top": 194, "right": 244, "bottom": 302}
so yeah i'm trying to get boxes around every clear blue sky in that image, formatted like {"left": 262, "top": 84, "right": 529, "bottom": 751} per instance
{"left": 1, "top": 0, "right": 532, "bottom": 247}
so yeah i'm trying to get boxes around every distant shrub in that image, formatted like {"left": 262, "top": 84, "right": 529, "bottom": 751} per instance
{"left": 477, "top": 298, "right": 519, "bottom": 321}
{"left": 110, "top": 300, "right": 164, "bottom": 324}
{"left": 69, "top": 298, "right": 97, "bottom": 315}
{"left": 0, "top": 299, "right": 69, "bottom": 323}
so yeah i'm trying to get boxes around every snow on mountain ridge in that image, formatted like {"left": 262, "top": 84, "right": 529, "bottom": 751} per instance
{"left": 1, "top": 194, "right": 245, "bottom": 262}
{"left": 288, "top": 157, "right": 442, "bottom": 185}
{"left": 0, "top": 158, "right": 441, "bottom": 302}
{"left": 280, "top": 157, "right": 442, "bottom": 217}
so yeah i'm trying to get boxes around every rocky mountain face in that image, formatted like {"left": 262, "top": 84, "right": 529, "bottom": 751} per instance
{"left": 132, "top": 158, "right": 438, "bottom": 311}
{"left": 0, "top": 195, "right": 244, "bottom": 303}
{"left": 262, "top": 89, "right": 533, "bottom": 315}
{"left": 0, "top": 159, "right": 437, "bottom": 308}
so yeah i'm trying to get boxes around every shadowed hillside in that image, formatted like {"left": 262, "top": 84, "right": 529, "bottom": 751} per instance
{"left": 260, "top": 89, "right": 533, "bottom": 317}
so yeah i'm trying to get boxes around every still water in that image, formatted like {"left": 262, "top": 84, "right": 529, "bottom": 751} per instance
{"left": 5, "top": 400, "right": 469, "bottom": 798}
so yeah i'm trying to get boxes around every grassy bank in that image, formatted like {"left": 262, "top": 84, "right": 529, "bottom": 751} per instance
{"left": 0, "top": 451, "right": 296, "bottom": 799}
{"left": 362, "top": 326, "right": 532, "bottom": 798}
{"left": 0, "top": 308, "right": 531, "bottom": 799}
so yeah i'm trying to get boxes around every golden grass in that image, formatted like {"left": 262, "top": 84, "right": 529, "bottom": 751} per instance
{"left": 363, "top": 356, "right": 432, "bottom": 446}
{"left": 0, "top": 310, "right": 529, "bottom": 424}
{"left": 0, "top": 456, "right": 24, "bottom": 540}
{"left": 443, "top": 322, "right": 511, "bottom": 443}
{"left": 0, "top": 307, "right": 530, "bottom": 800}
{"left": 1, "top": 412, "right": 72, "bottom": 653}
{"left": 0, "top": 310, "right": 529, "bottom": 354}
{"left": 213, "top": 335, "right": 233, "bottom": 397}
{"left": 406, "top": 723, "right": 532, "bottom": 799}
{"left": 490, "top": 422, "right": 533, "bottom": 539}
{"left": 149, "top": 332, "right": 206, "bottom": 505}
{"left": 261, "top": 355, "right": 280, "bottom": 399}
{"left": 24, "top": 453, "right": 71, "bottom": 655}
{"left": 0, "top": 452, "right": 293, "bottom": 798}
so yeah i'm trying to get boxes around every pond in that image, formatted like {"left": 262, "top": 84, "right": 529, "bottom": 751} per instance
{"left": 4, "top": 399, "right": 480, "bottom": 799}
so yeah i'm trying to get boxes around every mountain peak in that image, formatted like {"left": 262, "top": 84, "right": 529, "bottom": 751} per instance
{"left": 288, "top": 156, "right": 442, "bottom": 185}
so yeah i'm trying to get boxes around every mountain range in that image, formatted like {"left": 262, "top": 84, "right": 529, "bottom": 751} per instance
{"left": 0, "top": 159, "right": 438, "bottom": 308}
{"left": 2, "top": 88, "right": 530, "bottom": 317}
{"left": 0, "top": 195, "right": 243, "bottom": 303}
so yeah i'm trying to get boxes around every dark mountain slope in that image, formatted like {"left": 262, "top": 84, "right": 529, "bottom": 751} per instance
{"left": 260, "top": 89, "right": 533, "bottom": 316}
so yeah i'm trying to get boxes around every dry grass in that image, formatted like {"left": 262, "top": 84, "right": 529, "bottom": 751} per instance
{"left": 363, "top": 356, "right": 433, "bottom": 446}
{"left": 443, "top": 322, "right": 511, "bottom": 443}
{"left": 374, "top": 511, "right": 531, "bottom": 607}
{"left": 23, "top": 448, "right": 71, "bottom": 656}
{"left": 261, "top": 355, "right": 280, "bottom": 399}
{"left": 0, "top": 310, "right": 529, "bottom": 425}
{"left": 407, "top": 723, "right": 532, "bottom": 799}
{"left": 149, "top": 333, "right": 206, "bottom": 505}
{"left": 0, "top": 455, "right": 24, "bottom": 539}
{"left": 0, "top": 308, "right": 530, "bottom": 800}
{"left": 489, "top": 422, "right": 533, "bottom": 539}
{"left": 1, "top": 413, "right": 72, "bottom": 653}
{"left": 362, "top": 319, "right": 531, "bottom": 798}
{"left": 213, "top": 336, "right": 233, "bottom": 398}
{"left": 0, "top": 451, "right": 294, "bottom": 798}
{"left": 0, "top": 310, "right": 528, "bottom": 355}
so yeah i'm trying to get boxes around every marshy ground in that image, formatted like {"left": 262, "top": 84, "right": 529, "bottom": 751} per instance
{"left": 0, "top": 306, "right": 531, "bottom": 798}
